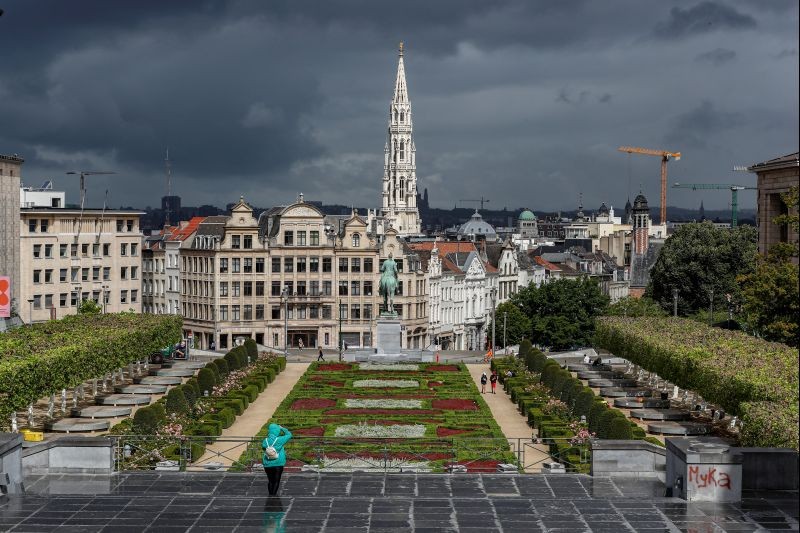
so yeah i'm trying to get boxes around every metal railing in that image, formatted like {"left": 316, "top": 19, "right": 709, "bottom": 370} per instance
{"left": 112, "top": 435, "right": 591, "bottom": 474}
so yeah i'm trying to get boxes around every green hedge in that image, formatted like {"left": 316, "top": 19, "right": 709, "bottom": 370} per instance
{"left": 0, "top": 313, "right": 181, "bottom": 424}
{"left": 596, "top": 316, "right": 799, "bottom": 450}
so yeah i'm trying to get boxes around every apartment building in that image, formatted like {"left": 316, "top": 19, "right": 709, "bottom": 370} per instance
{"left": 19, "top": 207, "right": 144, "bottom": 322}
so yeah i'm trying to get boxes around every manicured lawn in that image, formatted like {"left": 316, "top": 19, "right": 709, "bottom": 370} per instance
{"left": 233, "top": 361, "right": 512, "bottom": 472}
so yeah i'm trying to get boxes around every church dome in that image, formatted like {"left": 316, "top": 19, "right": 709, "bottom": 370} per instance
{"left": 459, "top": 211, "right": 497, "bottom": 239}
{"left": 598, "top": 202, "right": 609, "bottom": 215}
{"left": 633, "top": 193, "right": 649, "bottom": 211}
{"left": 518, "top": 209, "right": 536, "bottom": 221}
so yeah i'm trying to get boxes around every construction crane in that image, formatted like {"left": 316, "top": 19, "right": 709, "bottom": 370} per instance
{"left": 618, "top": 146, "right": 681, "bottom": 226}
{"left": 459, "top": 197, "right": 490, "bottom": 210}
{"left": 672, "top": 183, "right": 756, "bottom": 228}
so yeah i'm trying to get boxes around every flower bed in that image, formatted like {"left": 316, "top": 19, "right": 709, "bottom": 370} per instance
{"left": 237, "top": 361, "right": 511, "bottom": 472}
{"left": 352, "top": 379, "right": 419, "bottom": 388}
{"left": 358, "top": 363, "right": 419, "bottom": 371}
{"left": 291, "top": 398, "right": 337, "bottom": 410}
{"left": 0, "top": 313, "right": 182, "bottom": 426}
{"left": 596, "top": 316, "right": 799, "bottom": 450}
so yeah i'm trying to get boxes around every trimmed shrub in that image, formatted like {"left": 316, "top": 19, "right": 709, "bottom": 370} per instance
{"left": 197, "top": 367, "right": 216, "bottom": 395}
{"left": 598, "top": 410, "right": 625, "bottom": 439}
{"left": 574, "top": 389, "right": 595, "bottom": 418}
{"left": 224, "top": 351, "right": 241, "bottom": 371}
{"left": 198, "top": 417, "right": 223, "bottom": 436}
{"left": 275, "top": 356, "right": 287, "bottom": 371}
{"left": 230, "top": 392, "right": 250, "bottom": 409}
{"left": 214, "top": 407, "right": 235, "bottom": 428}
{"left": 529, "top": 349, "right": 548, "bottom": 372}
{"left": 588, "top": 402, "right": 608, "bottom": 433}
{"left": 186, "top": 378, "right": 201, "bottom": 397}
{"left": 541, "top": 363, "right": 560, "bottom": 389}
{"left": 243, "top": 384, "right": 259, "bottom": 402}
{"left": 165, "top": 386, "right": 190, "bottom": 415}
{"left": 212, "top": 358, "right": 229, "bottom": 377}
{"left": 631, "top": 426, "right": 646, "bottom": 439}
{"left": 244, "top": 338, "right": 258, "bottom": 362}
{"left": 206, "top": 362, "right": 220, "bottom": 381}
{"left": 248, "top": 376, "right": 267, "bottom": 392}
{"left": 190, "top": 441, "right": 206, "bottom": 462}
{"left": 608, "top": 417, "right": 633, "bottom": 439}
{"left": 643, "top": 436, "right": 665, "bottom": 447}
{"left": 218, "top": 398, "right": 245, "bottom": 415}
{"left": 132, "top": 406, "right": 161, "bottom": 434}
{"left": 182, "top": 383, "right": 197, "bottom": 408}
{"left": 566, "top": 381, "right": 584, "bottom": 409}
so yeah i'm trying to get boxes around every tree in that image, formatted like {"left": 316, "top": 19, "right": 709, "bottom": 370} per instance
{"left": 646, "top": 223, "right": 757, "bottom": 315}
{"left": 487, "top": 301, "right": 531, "bottom": 348}
{"left": 605, "top": 296, "right": 666, "bottom": 317}
{"left": 511, "top": 277, "right": 609, "bottom": 350}
{"left": 738, "top": 186, "right": 799, "bottom": 346}
{"left": 78, "top": 299, "right": 102, "bottom": 315}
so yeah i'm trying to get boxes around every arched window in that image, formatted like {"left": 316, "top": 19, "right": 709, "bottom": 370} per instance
{"left": 400, "top": 111, "right": 405, "bottom": 123}
{"left": 399, "top": 141, "right": 405, "bottom": 161}
{"left": 393, "top": 141, "right": 398, "bottom": 162}
{"left": 394, "top": 109, "right": 398, "bottom": 122}
{"left": 352, "top": 233, "right": 361, "bottom": 247}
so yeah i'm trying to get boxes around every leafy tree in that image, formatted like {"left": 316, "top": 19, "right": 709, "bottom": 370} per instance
{"left": 646, "top": 223, "right": 757, "bottom": 315}
{"left": 738, "top": 187, "right": 799, "bottom": 346}
{"left": 605, "top": 296, "right": 666, "bottom": 317}
{"left": 511, "top": 277, "right": 609, "bottom": 350}
{"left": 78, "top": 298, "right": 102, "bottom": 315}
{"left": 487, "top": 301, "right": 531, "bottom": 348}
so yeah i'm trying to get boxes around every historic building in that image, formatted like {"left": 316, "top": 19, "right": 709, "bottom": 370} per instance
{"left": 19, "top": 205, "right": 144, "bottom": 322}
{"left": 749, "top": 152, "right": 799, "bottom": 261}
{"left": 381, "top": 43, "right": 421, "bottom": 236}
{"left": 0, "top": 154, "right": 23, "bottom": 318}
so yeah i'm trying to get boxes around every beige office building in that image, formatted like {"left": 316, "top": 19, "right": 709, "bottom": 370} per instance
{"left": 19, "top": 208, "right": 144, "bottom": 322}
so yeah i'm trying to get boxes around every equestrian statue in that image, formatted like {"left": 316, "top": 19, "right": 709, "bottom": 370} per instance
{"left": 379, "top": 254, "right": 399, "bottom": 316}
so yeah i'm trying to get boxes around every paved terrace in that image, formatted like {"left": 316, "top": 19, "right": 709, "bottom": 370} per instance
{"left": 4, "top": 472, "right": 798, "bottom": 532}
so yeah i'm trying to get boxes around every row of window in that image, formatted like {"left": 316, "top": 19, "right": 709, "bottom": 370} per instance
{"left": 26, "top": 219, "right": 137, "bottom": 233}
{"left": 32, "top": 242, "right": 138, "bottom": 259}
{"left": 33, "top": 266, "right": 138, "bottom": 284}
{"left": 215, "top": 303, "right": 379, "bottom": 322}
{"left": 183, "top": 255, "right": 404, "bottom": 275}
{"left": 179, "top": 279, "right": 389, "bottom": 299}
{"left": 283, "top": 230, "right": 321, "bottom": 246}
{"left": 30, "top": 289, "right": 138, "bottom": 309}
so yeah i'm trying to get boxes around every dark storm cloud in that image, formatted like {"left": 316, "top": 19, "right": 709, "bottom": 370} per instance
{"left": 0, "top": 0, "right": 796, "bottom": 212}
{"left": 695, "top": 48, "right": 737, "bottom": 66}
{"left": 653, "top": 2, "right": 756, "bottom": 40}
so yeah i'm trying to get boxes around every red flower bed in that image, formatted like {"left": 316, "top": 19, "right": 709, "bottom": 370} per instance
{"left": 431, "top": 399, "right": 478, "bottom": 410}
{"left": 317, "top": 363, "right": 353, "bottom": 371}
{"left": 436, "top": 427, "right": 471, "bottom": 437}
{"left": 428, "top": 381, "right": 444, "bottom": 388}
{"left": 326, "top": 381, "right": 344, "bottom": 387}
{"left": 294, "top": 426, "right": 325, "bottom": 436}
{"left": 457, "top": 460, "right": 500, "bottom": 472}
{"left": 426, "top": 365, "right": 459, "bottom": 372}
{"left": 291, "top": 398, "right": 337, "bottom": 410}
{"left": 324, "top": 408, "right": 441, "bottom": 416}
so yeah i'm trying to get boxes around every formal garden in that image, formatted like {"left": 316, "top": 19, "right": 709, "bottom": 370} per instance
{"left": 232, "top": 361, "right": 514, "bottom": 472}
{"left": 0, "top": 313, "right": 182, "bottom": 429}
{"left": 109, "top": 338, "right": 286, "bottom": 468}
{"left": 596, "top": 316, "right": 799, "bottom": 450}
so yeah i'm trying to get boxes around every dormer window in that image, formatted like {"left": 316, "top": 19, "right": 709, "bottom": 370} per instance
{"left": 352, "top": 233, "right": 361, "bottom": 247}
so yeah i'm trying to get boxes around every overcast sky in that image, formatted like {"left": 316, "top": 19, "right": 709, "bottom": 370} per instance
{"left": 1, "top": 1, "right": 797, "bottom": 212}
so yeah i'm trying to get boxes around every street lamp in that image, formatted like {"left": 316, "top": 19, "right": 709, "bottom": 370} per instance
{"left": 281, "top": 285, "right": 289, "bottom": 356}
{"left": 27, "top": 298, "right": 34, "bottom": 325}
{"left": 490, "top": 287, "right": 497, "bottom": 354}
{"left": 672, "top": 288, "right": 679, "bottom": 317}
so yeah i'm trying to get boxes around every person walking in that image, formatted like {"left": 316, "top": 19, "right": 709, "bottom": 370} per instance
{"left": 262, "top": 423, "right": 293, "bottom": 496}
{"left": 298, "top": 338, "right": 304, "bottom": 351}
{"left": 480, "top": 372, "right": 488, "bottom": 394}
{"left": 317, "top": 347, "right": 325, "bottom": 362}
{"left": 490, "top": 371, "right": 498, "bottom": 394}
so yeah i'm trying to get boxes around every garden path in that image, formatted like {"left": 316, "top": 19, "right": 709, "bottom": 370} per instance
{"left": 197, "top": 362, "right": 310, "bottom": 468}
{"left": 466, "top": 363, "right": 550, "bottom": 473}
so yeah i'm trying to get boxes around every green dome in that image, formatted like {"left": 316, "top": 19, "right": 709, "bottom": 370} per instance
{"left": 518, "top": 209, "right": 536, "bottom": 221}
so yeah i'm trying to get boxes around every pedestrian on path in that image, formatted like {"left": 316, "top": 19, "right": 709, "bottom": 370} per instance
{"left": 317, "top": 347, "right": 325, "bottom": 362}
{"left": 298, "top": 338, "right": 304, "bottom": 351}
{"left": 490, "top": 371, "right": 498, "bottom": 394}
{"left": 480, "top": 372, "right": 488, "bottom": 393}
{"left": 262, "top": 423, "right": 293, "bottom": 496}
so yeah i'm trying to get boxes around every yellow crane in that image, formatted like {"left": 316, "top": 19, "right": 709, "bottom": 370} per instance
{"left": 618, "top": 146, "right": 681, "bottom": 225}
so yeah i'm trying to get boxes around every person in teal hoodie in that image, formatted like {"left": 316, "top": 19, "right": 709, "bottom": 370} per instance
{"left": 262, "top": 423, "right": 292, "bottom": 495}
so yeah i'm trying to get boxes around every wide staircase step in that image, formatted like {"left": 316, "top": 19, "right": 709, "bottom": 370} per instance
{"left": 45, "top": 418, "right": 110, "bottom": 433}
{"left": 598, "top": 387, "right": 656, "bottom": 398}
{"left": 152, "top": 367, "right": 196, "bottom": 377}
{"left": 171, "top": 361, "right": 206, "bottom": 370}
{"left": 135, "top": 376, "right": 183, "bottom": 386}
{"left": 96, "top": 394, "right": 152, "bottom": 406}
{"left": 647, "top": 421, "right": 710, "bottom": 436}
{"left": 629, "top": 408, "right": 690, "bottom": 421}
{"left": 115, "top": 384, "right": 168, "bottom": 395}
{"left": 71, "top": 405, "right": 132, "bottom": 419}
{"left": 588, "top": 378, "right": 638, "bottom": 388}
{"left": 613, "top": 398, "right": 671, "bottom": 409}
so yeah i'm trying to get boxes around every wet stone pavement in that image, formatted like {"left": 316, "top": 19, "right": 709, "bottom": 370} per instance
{"left": 2, "top": 472, "right": 798, "bottom": 532}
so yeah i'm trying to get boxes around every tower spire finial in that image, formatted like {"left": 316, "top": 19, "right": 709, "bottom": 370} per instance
{"left": 399, "top": 41, "right": 404, "bottom": 56}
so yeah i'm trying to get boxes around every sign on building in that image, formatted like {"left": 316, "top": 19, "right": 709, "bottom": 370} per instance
{"left": 0, "top": 276, "right": 10, "bottom": 318}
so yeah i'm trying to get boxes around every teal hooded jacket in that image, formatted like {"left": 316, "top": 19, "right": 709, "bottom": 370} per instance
{"left": 262, "top": 423, "right": 292, "bottom": 467}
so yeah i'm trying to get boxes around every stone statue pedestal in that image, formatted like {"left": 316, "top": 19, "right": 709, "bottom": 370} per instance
{"left": 375, "top": 316, "right": 402, "bottom": 355}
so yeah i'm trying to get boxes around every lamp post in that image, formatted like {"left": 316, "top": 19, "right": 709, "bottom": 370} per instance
{"left": 101, "top": 284, "right": 109, "bottom": 313}
{"left": 27, "top": 298, "right": 33, "bottom": 325}
{"left": 490, "top": 287, "right": 497, "bottom": 354}
{"left": 672, "top": 288, "right": 679, "bottom": 317}
{"left": 281, "top": 285, "right": 289, "bottom": 356}
{"left": 503, "top": 311, "right": 507, "bottom": 354}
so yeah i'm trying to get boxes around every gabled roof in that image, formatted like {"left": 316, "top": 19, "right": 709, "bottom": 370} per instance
{"left": 533, "top": 256, "right": 561, "bottom": 271}
{"left": 168, "top": 217, "right": 206, "bottom": 242}
{"left": 748, "top": 152, "right": 799, "bottom": 172}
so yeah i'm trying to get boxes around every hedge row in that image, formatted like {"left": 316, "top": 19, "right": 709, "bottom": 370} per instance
{"left": 595, "top": 316, "right": 799, "bottom": 450}
{"left": 0, "top": 313, "right": 182, "bottom": 425}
